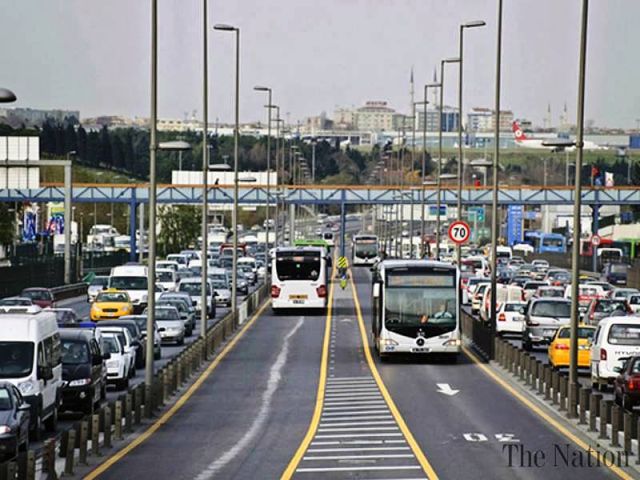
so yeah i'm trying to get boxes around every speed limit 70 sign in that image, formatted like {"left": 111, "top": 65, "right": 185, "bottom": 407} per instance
{"left": 448, "top": 220, "right": 471, "bottom": 245}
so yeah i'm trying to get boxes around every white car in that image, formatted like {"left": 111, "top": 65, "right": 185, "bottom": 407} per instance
{"left": 496, "top": 301, "right": 527, "bottom": 335}
{"left": 96, "top": 326, "right": 137, "bottom": 378}
{"left": 155, "top": 306, "right": 186, "bottom": 345}
{"left": 0, "top": 297, "right": 42, "bottom": 314}
{"left": 611, "top": 288, "right": 640, "bottom": 301}
{"left": 156, "top": 268, "right": 177, "bottom": 292}
{"left": 166, "top": 254, "right": 189, "bottom": 270}
{"left": 102, "top": 333, "right": 130, "bottom": 390}
{"left": 177, "top": 277, "right": 214, "bottom": 317}
{"left": 591, "top": 317, "right": 640, "bottom": 389}
{"left": 156, "top": 261, "right": 180, "bottom": 273}
{"left": 471, "top": 284, "right": 490, "bottom": 315}
{"left": 463, "top": 278, "right": 489, "bottom": 305}
{"left": 531, "top": 259, "right": 549, "bottom": 269}
{"left": 628, "top": 294, "right": 640, "bottom": 314}
{"left": 479, "top": 284, "right": 524, "bottom": 322}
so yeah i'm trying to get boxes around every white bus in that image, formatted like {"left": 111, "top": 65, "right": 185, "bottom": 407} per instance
{"left": 271, "top": 247, "right": 328, "bottom": 312}
{"left": 352, "top": 234, "right": 380, "bottom": 266}
{"left": 371, "top": 260, "right": 460, "bottom": 360}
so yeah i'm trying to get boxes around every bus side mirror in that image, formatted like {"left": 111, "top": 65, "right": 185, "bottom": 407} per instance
{"left": 373, "top": 282, "right": 381, "bottom": 299}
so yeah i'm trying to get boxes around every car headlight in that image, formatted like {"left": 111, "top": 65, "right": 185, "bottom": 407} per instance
{"left": 0, "top": 426, "right": 11, "bottom": 434}
{"left": 68, "top": 378, "right": 92, "bottom": 387}
{"left": 122, "top": 306, "right": 131, "bottom": 312}
{"left": 18, "top": 381, "right": 35, "bottom": 395}
{"left": 106, "top": 360, "right": 119, "bottom": 368}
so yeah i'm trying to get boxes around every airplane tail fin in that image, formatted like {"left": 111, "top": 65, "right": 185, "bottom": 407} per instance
{"left": 512, "top": 121, "right": 527, "bottom": 141}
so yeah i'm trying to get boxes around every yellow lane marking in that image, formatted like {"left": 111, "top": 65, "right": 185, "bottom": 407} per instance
{"left": 463, "top": 346, "right": 632, "bottom": 480}
{"left": 85, "top": 300, "right": 271, "bottom": 480}
{"left": 281, "top": 260, "right": 336, "bottom": 480}
{"left": 350, "top": 275, "right": 440, "bottom": 480}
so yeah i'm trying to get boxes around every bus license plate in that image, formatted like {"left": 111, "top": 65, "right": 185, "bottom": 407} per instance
{"left": 412, "top": 347, "right": 430, "bottom": 353}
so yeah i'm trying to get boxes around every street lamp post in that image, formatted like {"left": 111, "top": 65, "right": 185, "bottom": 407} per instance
{"left": 145, "top": 0, "right": 159, "bottom": 417}
{"left": 568, "top": 0, "right": 590, "bottom": 419}
{"left": 490, "top": 0, "right": 504, "bottom": 366}
{"left": 436, "top": 58, "right": 459, "bottom": 259}
{"left": 214, "top": 23, "right": 240, "bottom": 319}
{"left": 457, "top": 20, "right": 486, "bottom": 264}
{"left": 202, "top": 0, "right": 209, "bottom": 339}
{"left": 255, "top": 86, "right": 273, "bottom": 272}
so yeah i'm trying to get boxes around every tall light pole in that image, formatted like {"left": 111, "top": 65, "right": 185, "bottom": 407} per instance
{"left": 201, "top": 0, "right": 209, "bottom": 339}
{"left": 415, "top": 100, "right": 428, "bottom": 257}
{"left": 490, "top": 0, "right": 504, "bottom": 367}
{"left": 568, "top": 0, "right": 590, "bottom": 419}
{"left": 255, "top": 86, "right": 272, "bottom": 271}
{"left": 457, "top": 20, "right": 486, "bottom": 263}
{"left": 214, "top": 23, "right": 240, "bottom": 318}
{"left": 145, "top": 0, "right": 159, "bottom": 416}
{"left": 436, "top": 58, "right": 459, "bottom": 259}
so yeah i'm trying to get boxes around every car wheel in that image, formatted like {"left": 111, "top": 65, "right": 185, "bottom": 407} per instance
{"left": 44, "top": 406, "right": 58, "bottom": 432}
{"left": 101, "top": 382, "right": 107, "bottom": 401}
{"left": 178, "top": 336, "right": 185, "bottom": 346}
{"left": 83, "top": 398, "right": 94, "bottom": 416}
{"left": 154, "top": 349, "right": 161, "bottom": 360}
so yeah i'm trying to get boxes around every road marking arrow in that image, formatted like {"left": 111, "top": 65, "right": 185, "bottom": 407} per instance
{"left": 436, "top": 383, "right": 459, "bottom": 396}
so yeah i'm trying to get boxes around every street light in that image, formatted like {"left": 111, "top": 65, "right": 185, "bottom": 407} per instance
{"left": 436, "top": 58, "right": 460, "bottom": 259}
{"left": 457, "top": 20, "right": 486, "bottom": 264}
{"left": 214, "top": 23, "right": 241, "bottom": 319}
{"left": 254, "top": 86, "right": 273, "bottom": 270}
{"left": 0, "top": 88, "right": 17, "bottom": 103}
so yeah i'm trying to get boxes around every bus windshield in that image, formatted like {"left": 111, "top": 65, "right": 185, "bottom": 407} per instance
{"left": 355, "top": 241, "right": 378, "bottom": 258}
{"left": 384, "top": 270, "right": 457, "bottom": 337}
{"left": 276, "top": 253, "right": 321, "bottom": 281}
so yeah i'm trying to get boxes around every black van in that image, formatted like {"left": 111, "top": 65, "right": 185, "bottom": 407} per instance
{"left": 59, "top": 329, "right": 109, "bottom": 414}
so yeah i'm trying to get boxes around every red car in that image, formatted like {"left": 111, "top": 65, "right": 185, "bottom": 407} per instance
{"left": 20, "top": 287, "right": 55, "bottom": 308}
{"left": 614, "top": 356, "right": 640, "bottom": 410}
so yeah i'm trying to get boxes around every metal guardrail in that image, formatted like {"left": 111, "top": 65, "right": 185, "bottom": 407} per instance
{"left": 51, "top": 283, "right": 88, "bottom": 302}
{"left": 0, "top": 282, "right": 270, "bottom": 479}
{"left": 460, "top": 307, "right": 494, "bottom": 361}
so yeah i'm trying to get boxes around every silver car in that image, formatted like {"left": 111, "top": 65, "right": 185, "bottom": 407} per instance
{"left": 522, "top": 298, "right": 571, "bottom": 350}
{"left": 87, "top": 276, "right": 109, "bottom": 303}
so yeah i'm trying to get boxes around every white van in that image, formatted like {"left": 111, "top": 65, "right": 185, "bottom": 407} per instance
{"left": 479, "top": 284, "right": 524, "bottom": 322}
{"left": 0, "top": 311, "right": 62, "bottom": 436}
{"left": 156, "top": 268, "right": 177, "bottom": 292}
{"left": 109, "top": 265, "right": 149, "bottom": 313}
{"left": 591, "top": 316, "right": 640, "bottom": 389}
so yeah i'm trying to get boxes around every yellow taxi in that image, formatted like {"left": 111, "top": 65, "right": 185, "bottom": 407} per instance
{"left": 90, "top": 289, "right": 133, "bottom": 321}
{"left": 548, "top": 325, "right": 596, "bottom": 369}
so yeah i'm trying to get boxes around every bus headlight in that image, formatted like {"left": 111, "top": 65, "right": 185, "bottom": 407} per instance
{"left": 444, "top": 339, "right": 461, "bottom": 347}
{"left": 381, "top": 338, "right": 398, "bottom": 346}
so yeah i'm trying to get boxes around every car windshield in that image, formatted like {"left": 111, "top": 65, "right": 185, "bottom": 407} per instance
{"left": 212, "top": 281, "right": 227, "bottom": 289}
{"left": 531, "top": 301, "right": 571, "bottom": 318}
{"left": 0, "top": 342, "right": 34, "bottom": 378}
{"left": 96, "top": 292, "right": 129, "bottom": 303}
{"left": 158, "top": 301, "right": 185, "bottom": 313}
{"left": 110, "top": 276, "right": 148, "bottom": 290}
{"left": 103, "top": 336, "right": 121, "bottom": 354}
{"left": 608, "top": 324, "right": 640, "bottom": 346}
{"left": 157, "top": 271, "right": 174, "bottom": 282}
{"left": 0, "top": 298, "right": 31, "bottom": 306}
{"left": 524, "top": 282, "right": 545, "bottom": 290}
{"left": 167, "top": 256, "right": 187, "bottom": 265}
{"left": 611, "top": 264, "right": 628, "bottom": 273}
{"left": 504, "top": 303, "right": 525, "bottom": 312}
{"left": 595, "top": 300, "right": 627, "bottom": 313}
{"left": 179, "top": 282, "right": 211, "bottom": 296}
{"left": 155, "top": 308, "right": 180, "bottom": 320}
{"left": 62, "top": 340, "right": 89, "bottom": 365}
{"left": 55, "top": 310, "right": 77, "bottom": 324}
{"left": 539, "top": 289, "right": 564, "bottom": 298}
{"left": 90, "top": 277, "right": 109, "bottom": 287}
{"left": 557, "top": 328, "right": 594, "bottom": 339}
{"left": 0, "top": 388, "right": 12, "bottom": 410}
{"left": 22, "top": 290, "right": 50, "bottom": 301}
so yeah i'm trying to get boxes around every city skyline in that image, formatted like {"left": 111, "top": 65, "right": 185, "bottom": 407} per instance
{"left": 3, "top": 1, "right": 639, "bottom": 128}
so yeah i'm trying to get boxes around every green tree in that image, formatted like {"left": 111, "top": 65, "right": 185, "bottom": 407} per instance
{"left": 158, "top": 205, "right": 201, "bottom": 255}
{"left": 0, "top": 204, "right": 15, "bottom": 247}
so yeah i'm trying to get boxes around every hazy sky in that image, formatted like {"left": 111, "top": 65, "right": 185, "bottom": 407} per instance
{"left": 3, "top": 1, "right": 639, "bottom": 128}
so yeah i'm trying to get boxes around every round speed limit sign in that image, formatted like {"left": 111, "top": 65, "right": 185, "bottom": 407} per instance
{"left": 448, "top": 220, "right": 471, "bottom": 245}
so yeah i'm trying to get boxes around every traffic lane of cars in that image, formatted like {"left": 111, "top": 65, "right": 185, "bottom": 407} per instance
{"left": 35, "top": 287, "right": 256, "bottom": 448}
{"left": 353, "top": 268, "right": 617, "bottom": 479}
{"left": 92, "top": 295, "right": 325, "bottom": 480}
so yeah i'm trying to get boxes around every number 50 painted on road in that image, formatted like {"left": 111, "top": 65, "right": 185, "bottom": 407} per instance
{"left": 448, "top": 220, "right": 471, "bottom": 245}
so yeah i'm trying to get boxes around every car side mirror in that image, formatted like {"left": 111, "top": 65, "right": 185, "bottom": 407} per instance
{"left": 132, "top": 340, "right": 141, "bottom": 348}
{"left": 613, "top": 366, "right": 622, "bottom": 374}
{"left": 102, "top": 352, "right": 111, "bottom": 360}
{"left": 158, "top": 327, "right": 166, "bottom": 332}
{"left": 18, "top": 403, "right": 30, "bottom": 411}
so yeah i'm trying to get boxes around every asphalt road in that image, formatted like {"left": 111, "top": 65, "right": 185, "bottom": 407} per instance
{"left": 82, "top": 267, "right": 623, "bottom": 479}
